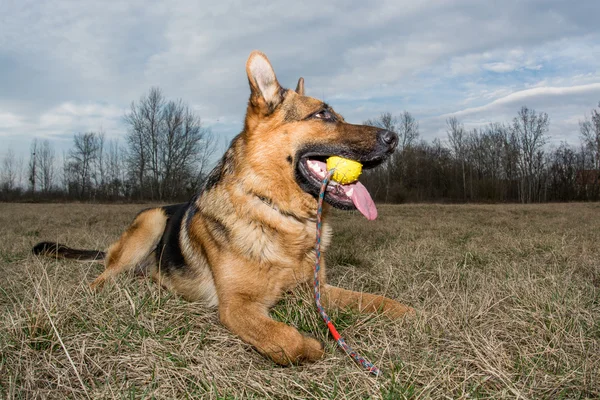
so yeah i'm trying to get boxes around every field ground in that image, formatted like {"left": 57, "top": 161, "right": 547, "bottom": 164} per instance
{"left": 0, "top": 202, "right": 599, "bottom": 399}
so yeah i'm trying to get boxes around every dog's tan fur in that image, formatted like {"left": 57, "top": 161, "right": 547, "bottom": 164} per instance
{"left": 33, "top": 51, "right": 413, "bottom": 365}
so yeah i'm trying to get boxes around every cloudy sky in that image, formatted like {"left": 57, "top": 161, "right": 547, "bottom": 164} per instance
{"left": 1, "top": 0, "right": 600, "bottom": 161}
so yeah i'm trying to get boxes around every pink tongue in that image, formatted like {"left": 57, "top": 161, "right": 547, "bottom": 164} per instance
{"left": 344, "top": 181, "right": 378, "bottom": 220}
{"left": 311, "top": 160, "right": 378, "bottom": 220}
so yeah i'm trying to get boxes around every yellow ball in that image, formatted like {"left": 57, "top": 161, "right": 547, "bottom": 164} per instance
{"left": 326, "top": 156, "right": 363, "bottom": 184}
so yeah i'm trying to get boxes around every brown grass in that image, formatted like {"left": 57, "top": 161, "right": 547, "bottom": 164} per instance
{"left": 0, "top": 202, "right": 599, "bottom": 399}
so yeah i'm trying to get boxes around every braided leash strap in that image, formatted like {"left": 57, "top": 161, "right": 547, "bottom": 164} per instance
{"left": 314, "top": 169, "right": 382, "bottom": 377}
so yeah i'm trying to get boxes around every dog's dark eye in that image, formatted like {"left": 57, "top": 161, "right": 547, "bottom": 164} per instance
{"left": 313, "top": 110, "right": 334, "bottom": 120}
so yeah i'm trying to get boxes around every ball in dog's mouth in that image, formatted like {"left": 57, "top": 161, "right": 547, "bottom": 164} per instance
{"left": 326, "top": 156, "right": 363, "bottom": 185}
{"left": 306, "top": 158, "right": 377, "bottom": 220}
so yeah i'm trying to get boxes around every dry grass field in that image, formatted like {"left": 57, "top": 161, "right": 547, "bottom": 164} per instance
{"left": 0, "top": 202, "right": 599, "bottom": 399}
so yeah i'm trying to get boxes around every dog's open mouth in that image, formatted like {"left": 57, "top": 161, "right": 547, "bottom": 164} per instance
{"left": 295, "top": 153, "right": 386, "bottom": 220}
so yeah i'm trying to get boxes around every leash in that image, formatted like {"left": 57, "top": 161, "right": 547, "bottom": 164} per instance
{"left": 313, "top": 169, "right": 382, "bottom": 377}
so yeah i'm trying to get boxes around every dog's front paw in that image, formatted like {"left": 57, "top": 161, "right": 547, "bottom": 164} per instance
{"left": 300, "top": 336, "right": 325, "bottom": 362}
{"left": 265, "top": 330, "right": 324, "bottom": 365}
{"left": 383, "top": 300, "right": 416, "bottom": 319}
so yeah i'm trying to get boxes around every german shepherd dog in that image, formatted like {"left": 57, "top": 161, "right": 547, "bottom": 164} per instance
{"left": 33, "top": 51, "right": 414, "bottom": 365}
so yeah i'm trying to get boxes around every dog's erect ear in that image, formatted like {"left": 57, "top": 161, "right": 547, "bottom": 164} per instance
{"left": 246, "top": 51, "right": 283, "bottom": 110}
{"left": 295, "top": 77, "right": 305, "bottom": 96}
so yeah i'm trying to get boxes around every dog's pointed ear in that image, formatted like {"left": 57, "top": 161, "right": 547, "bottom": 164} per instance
{"left": 246, "top": 51, "right": 283, "bottom": 110}
{"left": 295, "top": 77, "right": 305, "bottom": 95}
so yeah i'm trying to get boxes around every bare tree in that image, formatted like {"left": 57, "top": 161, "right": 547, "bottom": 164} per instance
{"left": 446, "top": 116, "right": 467, "bottom": 200}
{"left": 548, "top": 143, "right": 578, "bottom": 201}
{"left": 468, "top": 123, "right": 515, "bottom": 200}
{"left": 28, "top": 138, "right": 38, "bottom": 194}
{"left": 161, "top": 100, "right": 186, "bottom": 199}
{"left": 37, "top": 140, "right": 56, "bottom": 193}
{"left": 60, "top": 151, "right": 70, "bottom": 193}
{"left": 15, "top": 155, "right": 25, "bottom": 189}
{"left": 466, "top": 128, "right": 483, "bottom": 199}
{"left": 161, "top": 100, "right": 207, "bottom": 199}
{"left": 575, "top": 141, "right": 598, "bottom": 200}
{"left": 512, "top": 106, "right": 549, "bottom": 203}
{"left": 125, "top": 100, "right": 148, "bottom": 199}
{"left": 196, "top": 128, "right": 218, "bottom": 184}
{"left": 125, "top": 87, "right": 216, "bottom": 200}
{"left": 364, "top": 112, "right": 395, "bottom": 132}
{"left": 579, "top": 103, "right": 600, "bottom": 199}
{"left": 580, "top": 102, "right": 600, "bottom": 170}
{"left": 397, "top": 112, "right": 420, "bottom": 152}
{"left": 93, "top": 130, "right": 106, "bottom": 195}
{"left": 106, "top": 139, "right": 125, "bottom": 199}
{"left": 364, "top": 111, "right": 419, "bottom": 202}
{"left": 125, "top": 87, "right": 165, "bottom": 199}
{"left": 69, "top": 132, "right": 100, "bottom": 198}
{"left": 1, "top": 149, "right": 17, "bottom": 191}
{"left": 364, "top": 111, "right": 419, "bottom": 152}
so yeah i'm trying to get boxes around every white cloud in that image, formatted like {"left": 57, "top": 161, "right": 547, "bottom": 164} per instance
{"left": 415, "top": 83, "right": 600, "bottom": 146}
{"left": 483, "top": 62, "right": 518, "bottom": 73}
{"left": 446, "top": 83, "right": 600, "bottom": 118}
{"left": 0, "top": 0, "right": 600, "bottom": 157}
{"left": 0, "top": 112, "right": 25, "bottom": 130}
{"left": 38, "top": 102, "right": 126, "bottom": 137}
{"left": 0, "top": 102, "right": 126, "bottom": 142}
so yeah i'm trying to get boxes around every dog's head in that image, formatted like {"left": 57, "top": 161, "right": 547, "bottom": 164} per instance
{"left": 241, "top": 51, "right": 397, "bottom": 220}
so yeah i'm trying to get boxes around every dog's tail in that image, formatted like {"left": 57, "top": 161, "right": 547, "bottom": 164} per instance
{"left": 32, "top": 241, "right": 106, "bottom": 262}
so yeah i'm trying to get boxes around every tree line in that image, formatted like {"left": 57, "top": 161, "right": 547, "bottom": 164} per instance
{"left": 1, "top": 88, "right": 217, "bottom": 202}
{"left": 362, "top": 103, "right": 600, "bottom": 203}
{"left": 1, "top": 93, "right": 599, "bottom": 203}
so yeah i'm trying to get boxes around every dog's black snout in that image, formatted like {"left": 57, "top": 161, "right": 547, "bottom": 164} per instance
{"left": 378, "top": 129, "right": 398, "bottom": 151}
